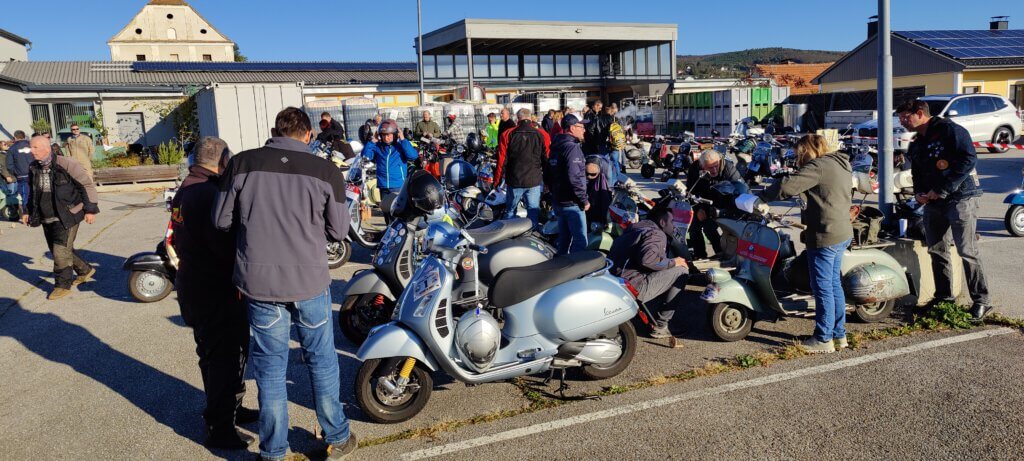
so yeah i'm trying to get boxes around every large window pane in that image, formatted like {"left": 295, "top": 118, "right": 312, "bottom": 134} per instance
{"left": 555, "top": 55, "right": 569, "bottom": 76}
{"left": 437, "top": 55, "right": 453, "bottom": 78}
{"left": 490, "top": 55, "right": 506, "bottom": 78}
{"left": 539, "top": 55, "right": 554, "bottom": 77}
{"left": 473, "top": 55, "right": 488, "bottom": 78}
{"left": 635, "top": 48, "right": 647, "bottom": 76}
{"left": 423, "top": 55, "right": 436, "bottom": 79}
{"left": 659, "top": 43, "right": 671, "bottom": 76}
{"left": 586, "top": 55, "right": 599, "bottom": 76}
{"left": 455, "top": 55, "right": 468, "bottom": 78}
{"left": 571, "top": 55, "right": 585, "bottom": 76}
{"left": 624, "top": 50, "right": 634, "bottom": 75}
{"left": 507, "top": 55, "right": 519, "bottom": 77}
{"left": 647, "top": 46, "right": 658, "bottom": 76}
{"left": 524, "top": 55, "right": 538, "bottom": 77}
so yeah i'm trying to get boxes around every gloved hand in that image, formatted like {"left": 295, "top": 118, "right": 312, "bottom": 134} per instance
{"left": 755, "top": 203, "right": 771, "bottom": 215}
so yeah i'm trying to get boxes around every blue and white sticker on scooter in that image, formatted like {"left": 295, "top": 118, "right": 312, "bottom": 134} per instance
{"left": 413, "top": 265, "right": 441, "bottom": 301}
{"left": 700, "top": 284, "right": 719, "bottom": 301}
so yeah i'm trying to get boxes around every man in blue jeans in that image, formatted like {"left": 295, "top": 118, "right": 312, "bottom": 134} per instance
{"left": 215, "top": 108, "right": 357, "bottom": 460}
{"left": 5, "top": 131, "right": 32, "bottom": 214}
{"left": 546, "top": 114, "right": 590, "bottom": 254}
{"left": 496, "top": 108, "right": 550, "bottom": 227}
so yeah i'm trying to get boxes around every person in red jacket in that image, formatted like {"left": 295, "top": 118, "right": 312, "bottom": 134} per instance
{"left": 495, "top": 108, "right": 550, "bottom": 227}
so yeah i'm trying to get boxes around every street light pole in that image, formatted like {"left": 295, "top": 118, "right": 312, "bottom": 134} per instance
{"left": 877, "top": 0, "right": 895, "bottom": 221}
{"left": 417, "top": 0, "right": 425, "bottom": 104}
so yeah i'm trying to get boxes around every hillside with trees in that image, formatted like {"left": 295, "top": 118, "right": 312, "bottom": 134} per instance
{"left": 677, "top": 48, "right": 845, "bottom": 78}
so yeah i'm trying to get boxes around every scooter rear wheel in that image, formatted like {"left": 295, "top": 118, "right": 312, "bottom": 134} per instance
{"left": 356, "top": 358, "right": 433, "bottom": 424}
{"left": 580, "top": 321, "right": 637, "bottom": 380}
{"left": 852, "top": 299, "right": 896, "bottom": 323}
{"left": 339, "top": 294, "right": 395, "bottom": 345}
{"left": 1005, "top": 205, "right": 1024, "bottom": 237}
{"left": 327, "top": 241, "right": 351, "bottom": 269}
{"left": 709, "top": 303, "right": 752, "bottom": 342}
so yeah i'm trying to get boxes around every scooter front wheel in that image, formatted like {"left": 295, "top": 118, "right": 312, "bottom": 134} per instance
{"left": 709, "top": 303, "right": 752, "bottom": 342}
{"left": 852, "top": 299, "right": 896, "bottom": 323}
{"left": 327, "top": 241, "right": 352, "bottom": 269}
{"left": 580, "top": 321, "right": 637, "bottom": 380}
{"left": 356, "top": 358, "right": 433, "bottom": 424}
{"left": 1005, "top": 205, "right": 1024, "bottom": 237}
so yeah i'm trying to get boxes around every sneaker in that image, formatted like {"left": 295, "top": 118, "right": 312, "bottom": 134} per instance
{"left": 800, "top": 338, "right": 836, "bottom": 354}
{"left": 834, "top": 336, "right": 849, "bottom": 350}
{"left": 649, "top": 321, "right": 672, "bottom": 339}
{"left": 47, "top": 287, "right": 71, "bottom": 300}
{"left": 72, "top": 267, "right": 96, "bottom": 286}
{"left": 970, "top": 304, "right": 994, "bottom": 322}
{"left": 326, "top": 433, "right": 358, "bottom": 460}
{"left": 204, "top": 428, "right": 254, "bottom": 449}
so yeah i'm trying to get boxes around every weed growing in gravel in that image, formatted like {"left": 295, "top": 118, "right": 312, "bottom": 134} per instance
{"left": 735, "top": 354, "right": 761, "bottom": 368}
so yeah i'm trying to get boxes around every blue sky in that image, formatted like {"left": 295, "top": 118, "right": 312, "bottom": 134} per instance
{"left": 3, "top": 0, "right": 1023, "bottom": 61}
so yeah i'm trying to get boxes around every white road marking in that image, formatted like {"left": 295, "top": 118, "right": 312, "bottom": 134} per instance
{"left": 401, "top": 328, "right": 1015, "bottom": 461}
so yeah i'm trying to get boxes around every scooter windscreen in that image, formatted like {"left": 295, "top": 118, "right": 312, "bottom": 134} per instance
{"left": 734, "top": 193, "right": 763, "bottom": 214}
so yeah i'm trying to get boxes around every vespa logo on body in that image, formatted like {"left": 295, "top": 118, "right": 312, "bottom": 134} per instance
{"left": 604, "top": 306, "right": 623, "bottom": 316}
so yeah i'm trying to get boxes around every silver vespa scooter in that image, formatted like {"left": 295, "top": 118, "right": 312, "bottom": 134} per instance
{"left": 354, "top": 220, "right": 639, "bottom": 423}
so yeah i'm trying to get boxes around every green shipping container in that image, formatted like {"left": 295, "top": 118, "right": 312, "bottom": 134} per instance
{"left": 696, "top": 92, "right": 712, "bottom": 108}
{"left": 751, "top": 104, "right": 771, "bottom": 122}
{"left": 751, "top": 88, "right": 772, "bottom": 105}
{"left": 681, "top": 93, "right": 693, "bottom": 107}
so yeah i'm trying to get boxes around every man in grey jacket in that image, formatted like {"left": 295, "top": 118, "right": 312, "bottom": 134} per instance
{"left": 608, "top": 207, "right": 688, "bottom": 338}
{"left": 214, "top": 107, "right": 357, "bottom": 461}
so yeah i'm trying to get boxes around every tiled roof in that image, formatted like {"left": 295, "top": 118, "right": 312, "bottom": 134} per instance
{"left": 754, "top": 63, "right": 833, "bottom": 95}
{"left": 0, "top": 61, "right": 419, "bottom": 88}
{"left": 958, "top": 57, "right": 1024, "bottom": 67}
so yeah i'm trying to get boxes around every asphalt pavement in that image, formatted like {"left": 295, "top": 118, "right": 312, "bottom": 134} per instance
{"left": 0, "top": 149, "right": 1021, "bottom": 460}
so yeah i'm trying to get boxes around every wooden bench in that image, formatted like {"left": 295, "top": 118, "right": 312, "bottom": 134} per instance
{"left": 93, "top": 165, "right": 180, "bottom": 186}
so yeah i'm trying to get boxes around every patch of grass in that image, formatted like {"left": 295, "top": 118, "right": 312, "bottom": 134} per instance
{"left": 986, "top": 313, "right": 1024, "bottom": 331}
{"left": 734, "top": 354, "right": 761, "bottom": 369}
{"left": 918, "top": 301, "right": 974, "bottom": 330}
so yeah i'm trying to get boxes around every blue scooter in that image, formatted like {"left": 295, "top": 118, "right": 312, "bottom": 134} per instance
{"left": 1005, "top": 167, "right": 1024, "bottom": 237}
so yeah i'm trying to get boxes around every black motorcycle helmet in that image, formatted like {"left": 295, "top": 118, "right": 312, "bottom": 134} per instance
{"left": 465, "top": 132, "right": 484, "bottom": 153}
{"left": 391, "top": 170, "right": 445, "bottom": 218}
{"left": 445, "top": 159, "right": 478, "bottom": 189}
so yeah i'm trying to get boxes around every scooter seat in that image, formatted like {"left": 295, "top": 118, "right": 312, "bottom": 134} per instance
{"left": 466, "top": 217, "right": 534, "bottom": 247}
{"left": 489, "top": 251, "right": 607, "bottom": 309}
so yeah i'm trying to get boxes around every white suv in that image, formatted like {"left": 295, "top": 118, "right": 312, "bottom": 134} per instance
{"left": 919, "top": 94, "right": 1022, "bottom": 153}
{"left": 853, "top": 94, "right": 1023, "bottom": 153}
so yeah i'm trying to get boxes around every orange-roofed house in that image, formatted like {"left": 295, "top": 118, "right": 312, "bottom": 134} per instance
{"left": 755, "top": 62, "right": 834, "bottom": 95}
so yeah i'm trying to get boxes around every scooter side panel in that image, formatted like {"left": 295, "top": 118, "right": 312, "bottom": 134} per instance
{"left": 1005, "top": 193, "right": 1024, "bottom": 205}
{"left": 123, "top": 252, "right": 170, "bottom": 274}
{"left": 356, "top": 323, "right": 439, "bottom": 371}
{"left": 502, "top": 274, "right": 638, "bottom": 343}
{"left": 341, "top": 270, "right": 397, "bottom": 301}
{"left": 703, "top": 278, "right": 762, "bottom": 313}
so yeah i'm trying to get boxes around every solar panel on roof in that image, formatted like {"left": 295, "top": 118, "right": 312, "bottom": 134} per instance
{"left": 896, "top": 29, "right": 1024, "bottom": 59}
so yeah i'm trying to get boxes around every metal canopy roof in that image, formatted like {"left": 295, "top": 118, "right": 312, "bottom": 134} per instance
{"left": 420, "top": 19, "right": 676, "bottom": 55}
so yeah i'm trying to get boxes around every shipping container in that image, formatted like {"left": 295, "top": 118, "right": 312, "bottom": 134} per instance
{"left": 696, "top": 92, "right": 713, "bottom": 108}
{"left": 751, "top": 104, "right": 772, "bottom": 123}
{"left": 197, "top": 83, "right": 304, "bottom": 153}
{"left": 713, "top": 103, "right": 752, "bottom": 128}
{"left": 772, "top": 86, "right": 789, "bottom": 104}
{"left": 695, "top": 108, "right": 712, "bottom": 124}
{"left": 713, "top": 89, "right": 751, "bottom": 107}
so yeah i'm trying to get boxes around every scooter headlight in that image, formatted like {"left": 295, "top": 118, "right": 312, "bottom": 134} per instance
{"left": 705, "top": 268, "right": 732, "bottom": 284}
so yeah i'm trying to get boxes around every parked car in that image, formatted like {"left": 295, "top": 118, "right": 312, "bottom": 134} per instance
{"left": 854, "top": 94, "right": 1022, "bottom": 154}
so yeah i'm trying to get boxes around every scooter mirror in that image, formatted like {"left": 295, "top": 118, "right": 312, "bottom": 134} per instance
{"left": 735, "top": 193, "right": 761, "bottom": 214}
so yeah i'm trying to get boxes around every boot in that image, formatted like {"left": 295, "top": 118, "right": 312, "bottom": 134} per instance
{"left": 649, "top": 321, "right": 672, "bottom": 339}
{"left": 204, "top": 427, "right": 253, "bottom": 449}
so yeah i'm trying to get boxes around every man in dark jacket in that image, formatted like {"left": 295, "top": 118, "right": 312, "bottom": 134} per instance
{"left": 898, "top": 99, "right": 992, "bottom": 319}
{"left": 6, "top": 130, "right": 32, "bottom": 213}
{"left": 546, "top": 114, "right": 590, "bottom": 254}
{"left": 496, "top": 108, "right": 550, "bottom": 226}
{"left": 583, "top": 100, "right": 611, "bottom": 155}
{"left": 685, "top": 149, "right": 745, "bottom": 259}
{"left": 358, "top": 113, "right": 382, "bottom": 145}
{"left": 171, "top": 136, "right": 257, "bottom": 449}
{"left": 21, "top": 135, "right": 98, "bottom": 300}
{"left": 497, "top": 108, "right": 516, "bottom": 141}
{"left": 214, "top": 108, "right": 357, "bottom": 460}
{"left": 609, "top": 207, "right": 688, "bottom": 338}
{"left": 316, "top": 112, "right": 345, "bottom": 143}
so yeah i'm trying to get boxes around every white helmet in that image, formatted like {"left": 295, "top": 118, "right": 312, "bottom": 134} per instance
{"left": 455, "top": 310, "right": 501, "bottom": 372}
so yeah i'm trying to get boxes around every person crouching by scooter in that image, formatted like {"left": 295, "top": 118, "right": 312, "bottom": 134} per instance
{"left": 759, "top": 134, "right": 853, "bottom": 353}
{"left": 686, "top": 149, "right": 744, "bottom": 260}
{"left": 585, "top": 158, "right": 612, "bottom": 227}
{"left": 170, "top": 136, "right": 259, "bottom": 449}
{"left": 609, "top": 207, "right": 688, "bottom": 338}
{"left": 361, "top": 119, "right": 418, "bottom": 222}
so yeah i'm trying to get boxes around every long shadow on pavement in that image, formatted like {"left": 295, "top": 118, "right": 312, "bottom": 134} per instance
{"left": 0, "top": 297, "right": 211, "bottom": 450}
{"left": 0, "top": 249, "right": 51, "bottom": 290}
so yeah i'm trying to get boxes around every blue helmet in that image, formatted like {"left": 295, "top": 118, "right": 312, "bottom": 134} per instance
{"left": 445, "top": 159, "right": 477, "bottom": 190}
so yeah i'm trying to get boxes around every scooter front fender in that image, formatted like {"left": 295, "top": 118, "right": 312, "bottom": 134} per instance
{"left": 122, "top": 252, "right": 170, "bottom": 276}
{"left": 356, "top": 323, "right": 438, "bottom": 371}
{"left": 703, "top": 278, "right": 763, "bottom": 314}
{"left": 1004, "top": 192, "right": 1024, "bottom": 205}
{"left": 341, "top": 270, "right": 397, "bottom": 301}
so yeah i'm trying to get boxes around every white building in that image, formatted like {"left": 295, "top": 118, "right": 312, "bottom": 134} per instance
{"left": 108, "top": 0, "right": 235, "bottom": 62}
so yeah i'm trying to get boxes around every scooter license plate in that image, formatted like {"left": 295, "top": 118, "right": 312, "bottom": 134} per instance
{"left": 700, "top": 284, "right": 719, "bottom": 301}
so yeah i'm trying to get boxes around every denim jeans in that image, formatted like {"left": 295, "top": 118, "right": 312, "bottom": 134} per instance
{"left": 608, "top": 150, "right": 623, "bottom": 180}
{"left": 807, "top": 238, "right": 851, "bottom": 343}
{"left": 247, "top": 289, "right": 350, "bottom": 460}
{"left": 554, "top": 203, "right": 588, "bottom": 255}
{"left": 15, "top": 178, "right": 29, "bottom": 210}
{"left": 504, "top": 185, "right": 542, "bottom": 227}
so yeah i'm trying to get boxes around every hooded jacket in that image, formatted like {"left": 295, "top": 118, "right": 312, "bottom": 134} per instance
{"left": 760, "top": 152, "right": 853, "bottom": 249}
{"left": 608, "top": 217, "right": 678, "bottom": 286}
{"left": 5, "top": 139, "right": 31, "bottom": 178}
{"left": 361, "top": 138, "right": 419, "bottom": 190}
{"left": 546, "top": 133, "right": 589, "bottom": 207}
{"left": 26, "top": 154, "right": 99, "bottom": 228}
{"left": 213, "top": 136, "right": 350, "bottom": 302}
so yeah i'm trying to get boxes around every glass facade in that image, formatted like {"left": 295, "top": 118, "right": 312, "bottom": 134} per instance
{"left": 421, "top": 42, "right": 672, "bottom": 81}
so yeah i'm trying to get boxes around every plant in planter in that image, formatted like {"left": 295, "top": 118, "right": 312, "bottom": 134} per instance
{"left": 30, "top": 118, "right": 51, "bottom": 136}
{"left": 156, "top": 141, "right": 185, "bottom": 165}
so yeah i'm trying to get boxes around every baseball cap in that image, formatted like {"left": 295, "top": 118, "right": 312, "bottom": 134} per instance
{"left": 561, "top": 114, "right": 590, "bottom": 130}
